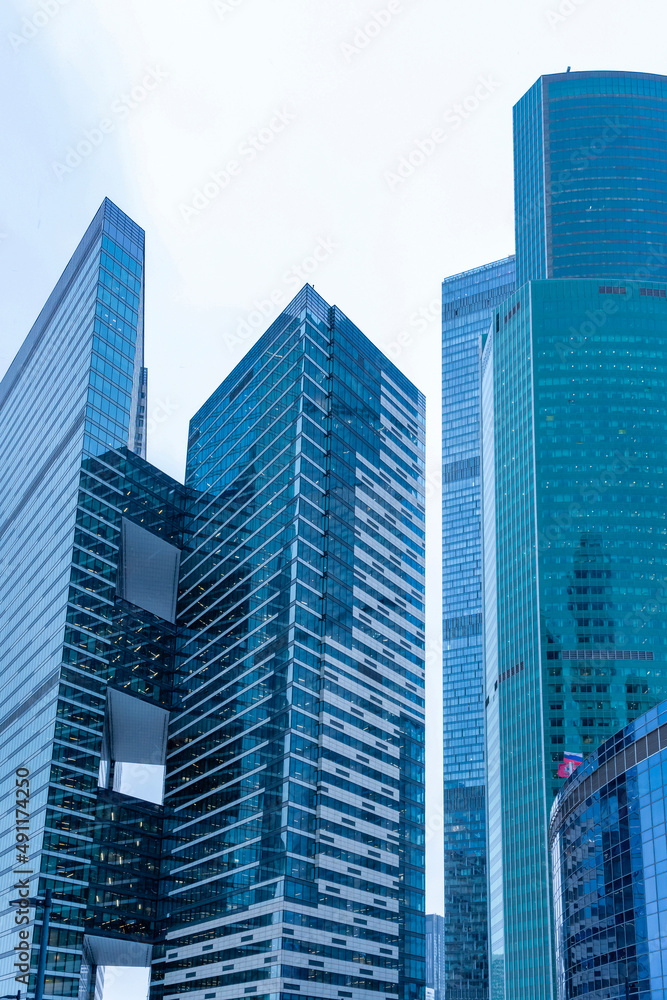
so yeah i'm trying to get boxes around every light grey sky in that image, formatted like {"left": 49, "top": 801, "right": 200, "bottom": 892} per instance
{"left": 2, "top": 0, "right": 666, "bottom": 927}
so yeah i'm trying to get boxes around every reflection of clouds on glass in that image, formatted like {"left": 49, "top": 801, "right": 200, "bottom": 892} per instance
{"left": 113, "top": 763, "right": 165, "bottom": 805}
{"left": 98, "top": 966, "right": 150, "bottom": 1000}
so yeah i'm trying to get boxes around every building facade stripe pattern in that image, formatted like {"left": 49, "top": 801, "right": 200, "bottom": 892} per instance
{"left": 0, "top": 212, "right": 426, "bottom": 1000}
{"left": 441, "top": 257, "right": 515, "bottom": 1000}
{"left": 0, "top": 199, "right": 170, "bottom": 995}
{"left": 156, "top": 284, "right": 426, "bottom": 1000}
{"left": 483, "top": 68, "right": 667, "bottom": 1000}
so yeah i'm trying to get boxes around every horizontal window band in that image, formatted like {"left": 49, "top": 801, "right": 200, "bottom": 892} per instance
{"left": 547, "top": 649, "right": 653, "bottom": 661}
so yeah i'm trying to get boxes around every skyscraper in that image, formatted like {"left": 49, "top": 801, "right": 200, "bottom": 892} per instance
{"left": 514, "top": 70, "right": 667, "bottom": 286}
{"left": 425, "top": 914, "right": 445, "bottom": 1000}
{"left": 0, "top": 199, "right": 183, "bottom": 997}
{"left": 482, "top": 70, "right": 667, "bottom": 998}
{"left": 441, "top": 258, "right": 515, "bottom": 999}
{"left": 0, "top": 208, "right": 426, "bottom": 1000}
{"left": 154, "top": 283, "right": 426, "bottom": 1000}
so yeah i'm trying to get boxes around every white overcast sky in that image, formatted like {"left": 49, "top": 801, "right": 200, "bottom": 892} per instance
{"left": 2, "top": 0, "right": 666, "bottom": 924}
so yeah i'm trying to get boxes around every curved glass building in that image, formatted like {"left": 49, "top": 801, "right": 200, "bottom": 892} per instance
{"left": 550, "top": 700, "right": 667, "bottom": 999}
{"left": 514, "top": 70, "right": 667, "bottom": 286}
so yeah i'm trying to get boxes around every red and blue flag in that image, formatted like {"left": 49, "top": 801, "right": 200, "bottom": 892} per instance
{"left": 558, "top": 751, "right": 583, "bottom": 778}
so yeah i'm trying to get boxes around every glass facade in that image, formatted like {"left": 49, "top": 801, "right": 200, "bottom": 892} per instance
{"left": 0, "top": 200, "right": 182, "bottom": 998}
{"left": 480, "top": 69, "right": 667, "bottom": 999}
{"left": 514, "top": 71, "right": 667, "bottom": 287}
{"left": 482, "top": 278, "right": 667, "bottom": 998}
{"left": 1, "top": 209, "right": 426, "bottom": 1000}
{"left": 441, "top": 258, "right": 515, "bottom": 1000}
{"left": 424, "top": 914, "right": 445, "bottom": 1000}
{"left": 550, "top": 699, "right": 667, "bottom": 998}
{"left": 153, "top": 284, "right": 426, "bottom": 1000}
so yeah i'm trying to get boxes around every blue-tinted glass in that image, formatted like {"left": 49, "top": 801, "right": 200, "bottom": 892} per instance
{"left": 441, "top": 257, "right": 515, "bottom": 999}
{"left": 0, "top": 199, "right": 178, "bottom": 998}
{"left": 551, "top": 704, "right": 667, "bottom": 998}
{"left": 484, "top": 277, "right": 667, "bottom": 999}
{"left": 515, "top": 72, "right": 667, "bottom": 286}
{"left": 154, "top": 285, "right": 426, "bottom": 1000}
{"left": 485, "top": 69, "right": 667, "bottom": 999}
{"left": 1, "top": 208, "right": 426, "bottom": 1000}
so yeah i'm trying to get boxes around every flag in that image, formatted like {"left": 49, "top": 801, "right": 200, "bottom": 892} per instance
{"left": 558, "top": 751, "right": 583, "bottom": 778}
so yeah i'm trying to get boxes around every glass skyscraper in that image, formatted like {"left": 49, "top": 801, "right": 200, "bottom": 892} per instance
{"left": 0, "top": 199, "right": 186, "bottom": 999}
{"left": 0, "top": 209, "right": 426, "bottom": 1000}
{"left": 482, "top": 277, "right": 667, "bottom": 998}
{"left": 155, "top": 284, "right": 426, "bottom": 1000}
{"left": 441, "top": 258, "right": 515, "bottom": 1000}
{"left": 482, "top": 68, "right": 667, "bottom": 1000}
{"left": 514, "top": 70, "right": 667, "bottom": 286}
{"left": 424, "top": 914, "right": 445, "bottom": 1000}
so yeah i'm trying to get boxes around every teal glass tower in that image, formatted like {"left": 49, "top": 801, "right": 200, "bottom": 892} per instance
{"left": 441, "top": 257, "right": 515, "bottom": 1000}
{"left": 483, "top": 70, "right": 667, "bottom": 999}
{"left": 514, "top": 70, "right": 667, "bottom": 286}
{"left": 154, "top": 285, "right": 426, "bottom": 1000}
{"left": 483, "top": 278, "right": 667, "bottom": 998}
